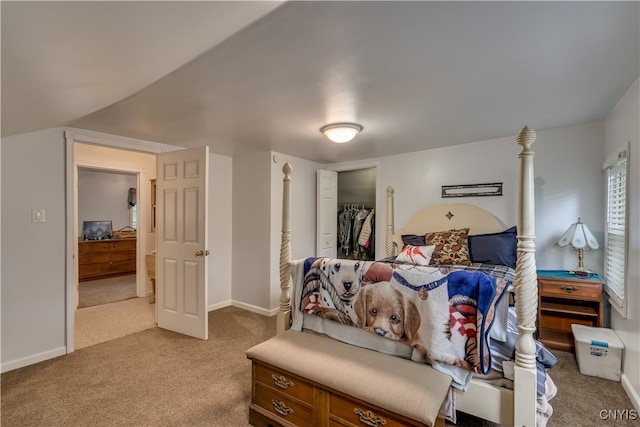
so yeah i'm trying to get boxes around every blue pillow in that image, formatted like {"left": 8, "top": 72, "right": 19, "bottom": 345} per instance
{"left": 468, "top": 226, "right": 517, "bottom": 268}
{"left": 401, "top": 234, "right": 426, "bottom": 247}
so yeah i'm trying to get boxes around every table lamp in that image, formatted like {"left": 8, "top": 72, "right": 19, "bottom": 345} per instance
{"left": 557, "top": 217, "right": 599, "bottom": 275}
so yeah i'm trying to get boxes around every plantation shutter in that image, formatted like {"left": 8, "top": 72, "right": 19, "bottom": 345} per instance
{"left": 603, "top": 144, "right": 628, "bottom": 315}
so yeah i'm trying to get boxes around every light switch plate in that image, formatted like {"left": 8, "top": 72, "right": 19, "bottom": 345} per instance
{"left": 32, "top": 208, "right": 46, "bottom": 223}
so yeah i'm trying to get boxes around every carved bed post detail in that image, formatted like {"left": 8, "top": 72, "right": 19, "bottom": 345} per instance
{"left": 514, "top": 126, "right": 538, "bottom": 426}
{"left": 386, "top": 186, "right": 395, "bottom": 258}
{"left": 277, "top": 163, "right": 292, "bottom": 334}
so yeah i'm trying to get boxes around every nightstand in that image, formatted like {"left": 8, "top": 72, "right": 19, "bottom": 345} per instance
{"left": 536, "top": 270, "right": 604, "bottom": 352}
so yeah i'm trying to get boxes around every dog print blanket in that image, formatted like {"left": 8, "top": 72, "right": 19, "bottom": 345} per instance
{"left": 292, "top": 257, "right": 510, "bottom": 375}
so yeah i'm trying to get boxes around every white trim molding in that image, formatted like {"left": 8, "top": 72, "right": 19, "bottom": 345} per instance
{"left": 65, "top": 128, "right": 182, "bottom": 154}
{"left": 622, "top": 373, "right": 640, "bottom": 412}
{"left": 2, "top": 347, "right": 67, "bottom": 374}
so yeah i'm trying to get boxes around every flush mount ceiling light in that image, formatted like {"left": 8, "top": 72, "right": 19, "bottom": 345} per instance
{"left": 320, "top": 122, "right": 363, "bottom": 143}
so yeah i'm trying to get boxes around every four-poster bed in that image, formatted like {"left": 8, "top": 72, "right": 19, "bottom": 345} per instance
{"left": 248, "top": 126, "right": 546, "bottom": 426}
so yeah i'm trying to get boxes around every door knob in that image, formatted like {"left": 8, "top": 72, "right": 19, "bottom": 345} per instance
{"left": 195, "top": 250, "right": 210, "bottom": 257}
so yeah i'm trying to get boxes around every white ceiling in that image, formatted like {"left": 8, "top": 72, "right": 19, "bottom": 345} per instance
{"left": 2, "top": 1, "right": 638, "bottom": 163}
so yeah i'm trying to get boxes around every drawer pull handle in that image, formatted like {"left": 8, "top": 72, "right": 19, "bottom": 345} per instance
{"left": 561, "top": 286, "right": 578, "bottom": 293}
{"left": 271, "top": 374, "right": 294, "bottom": 389}
{"left": 354, "top": 408, "right": 387, "bottom": 426}
{"left": 271, "top": 400, "right": 294, "bottom": 416}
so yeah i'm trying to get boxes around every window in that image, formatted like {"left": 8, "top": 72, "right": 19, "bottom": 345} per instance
{"left": 130, "top": 204, "right": 138, "bottom": 230}
{"left": 128, "top": 187, "right": 137, "bottom": 230}
{"left": 603, "top": 143, "right": 628, "bottom": 317}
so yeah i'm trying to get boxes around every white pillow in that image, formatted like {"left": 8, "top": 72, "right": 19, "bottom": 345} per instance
{"left": 395, "top": 245, "right": 436, "bottom": 266}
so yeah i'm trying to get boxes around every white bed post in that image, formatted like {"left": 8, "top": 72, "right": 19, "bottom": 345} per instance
{"left": 514, "top": 126, "right": 538, "bottom": 427}
{"left": 386, "top": 186, "right": 395, "bottom": 257}
{"left": 277, "top": 162, "right": 292, "bottom": 334}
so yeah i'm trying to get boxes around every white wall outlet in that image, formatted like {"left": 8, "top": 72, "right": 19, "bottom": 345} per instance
{"left": 31, "top": 208, "right": 46, "bottom": 223}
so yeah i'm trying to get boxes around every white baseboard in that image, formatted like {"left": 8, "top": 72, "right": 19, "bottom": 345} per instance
{"left": 207, "top": 300, "right": 232, "bottom": 312}
{"left": 230, "top": 300, "right": 277, "bottom": 317}
{"left": 621, "top": 372, "right": 640, "bottom": 412}
{"left": 207, "top": 300, "right": 277, "bottom": 317}
{"left": 1, "top": 346, "right": 67, "bottom": 373}
{"left": 1, "top": 304, "right": 273, "bottom": 373}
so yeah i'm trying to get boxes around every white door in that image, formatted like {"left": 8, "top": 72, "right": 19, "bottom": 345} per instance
{"left": 156, "top": 146, "right": 209, "bottom": 339}
{"left": 316, "top": 169, "right": 337, "bottom": 257}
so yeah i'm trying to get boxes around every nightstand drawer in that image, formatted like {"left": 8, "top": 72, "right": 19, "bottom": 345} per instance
{"left": 539, "top": 278, "right": 601, "bottom": 300}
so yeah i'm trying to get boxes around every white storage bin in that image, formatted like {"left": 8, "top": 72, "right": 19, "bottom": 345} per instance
{"left": 571, "top": 324, "right": 623, "bottom": 381}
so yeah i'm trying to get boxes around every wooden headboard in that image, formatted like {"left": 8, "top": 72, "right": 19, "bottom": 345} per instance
{"left": 387, "top": 199, "right": 505, "bottom": 257}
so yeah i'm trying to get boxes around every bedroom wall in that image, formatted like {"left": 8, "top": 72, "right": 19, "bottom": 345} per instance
{"left": 1, "top": 129, "right": 234, "bottom": 372}
{"left": 605, "top": 77, "right": 639, "bottom": 411}
{"left": 528, "top": 123, "right": 605, "bottom": 273}
{"left": 232, "top": 151, "right": 272, "bottom": 313}
{"left": 269, "top": 152, "right": 323, "bottom": 311}
{"left": 1, "top": 128, "right": 68, "bottom": 371}
{"left": 208, "top": 153, "right": 233, "bottom": 310}
{"left": 328, "top": 122, "right": 606, "bottom": 275}
{"left": 77, "top": 169, "right": 136, "bottom": 236}
{"left": 231, "top": 150, "right": 320, "bottom": 314}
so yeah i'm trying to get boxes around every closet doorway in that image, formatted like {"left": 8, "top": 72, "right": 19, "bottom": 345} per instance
{"left": 317, "top": 166, "right": 377, "bottom": 261}
{"left": 337, "top": 168, "right": 377, "bottom": 260}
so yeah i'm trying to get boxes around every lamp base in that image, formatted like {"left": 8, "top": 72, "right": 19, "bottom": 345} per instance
{"left": 570, "top": 268, "right": 595, "bottom": 277}
{"left": 571, "top": 248, "right": 595, "bottom": 276}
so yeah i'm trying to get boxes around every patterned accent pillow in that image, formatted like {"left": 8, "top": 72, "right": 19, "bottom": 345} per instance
{"left": 426, "top": 228, "right": 471, "bottom": 266}
{"left": 395, "top": 245, "right": 436, "bottom": 266}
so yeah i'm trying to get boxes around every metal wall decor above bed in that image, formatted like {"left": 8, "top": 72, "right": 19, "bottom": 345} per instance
{"left": 442, "top": 182, "right": 503, "bottom": 198}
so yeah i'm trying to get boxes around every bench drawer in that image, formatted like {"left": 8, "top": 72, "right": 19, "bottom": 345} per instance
{"left": 253, "top": 382, "right": 313, "bottom": 426}
{"left": 247, "top": 331, "right": 447, "bottom": 427}
{"left": 329, "top": 392, "right": 423, "bottom": 427}
{"left": 254, "top": 363, "right": 314, "bottom": 404}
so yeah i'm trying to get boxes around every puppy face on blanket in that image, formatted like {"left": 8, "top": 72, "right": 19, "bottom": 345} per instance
{"left": 353, "top": 281, "right": 420, "bottom": 343}
{"left": 321, "top": 259, "right": 364, "bottom": 304}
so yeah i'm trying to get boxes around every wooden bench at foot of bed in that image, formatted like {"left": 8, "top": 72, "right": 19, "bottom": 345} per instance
{"left": 246, "top": 330, "right": 452, "bottom": 427}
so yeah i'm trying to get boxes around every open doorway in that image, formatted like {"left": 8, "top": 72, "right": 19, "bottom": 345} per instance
{"left": 77, "top": 167, "right": 138, "bottom": 308}
{"left": 72, "top": 142, "right": 157, "bottom": 349}
{"left": 66, "top": 133, "right": 211, "bottom": 350}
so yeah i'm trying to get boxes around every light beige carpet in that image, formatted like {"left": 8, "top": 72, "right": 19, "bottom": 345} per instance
{"left": 2, "top": 306, "right": 276, "bottom": 427}
{"left": 2, "top": 307, "right": 637, "bottom": 427}
{"left": 78, "top": 274, "right": 137, "bottom": 308}
{"left": 75, "top": 296, "right": 156, "bottom": 349}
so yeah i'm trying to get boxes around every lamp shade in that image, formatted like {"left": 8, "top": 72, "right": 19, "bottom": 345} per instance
{"left": 320, "top": 123, "right": 362, "bottom": 143}
{"left": 557, "top": 218, "right": 599, "bottom": 250}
